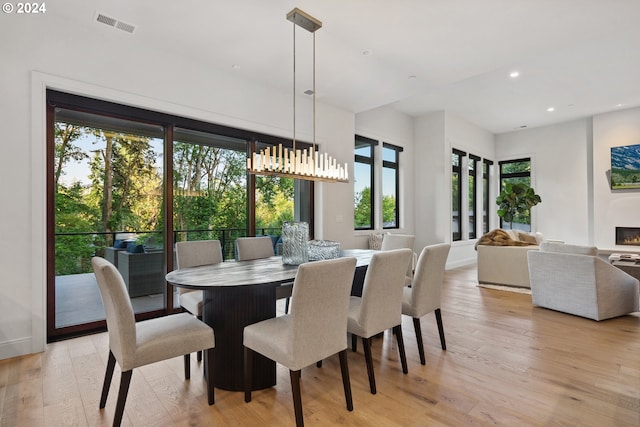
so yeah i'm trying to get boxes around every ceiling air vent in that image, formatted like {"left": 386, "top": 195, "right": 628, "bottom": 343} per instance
{"left": 96, "top": 13, "right": 117, "bottom": 27}
{"left": 95, "top": 12, "right": 136, "bottom": 34}
{"left": 116, "top": 21, "right": 135, "bottom": 34}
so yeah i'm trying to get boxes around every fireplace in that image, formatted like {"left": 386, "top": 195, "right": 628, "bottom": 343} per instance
{"left": 615, "top": 227, "right": 640, "bottom": 246}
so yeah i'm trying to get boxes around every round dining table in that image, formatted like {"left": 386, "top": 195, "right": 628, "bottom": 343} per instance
{"left": 165, "top": 249, "right": 375, "bottom": 391}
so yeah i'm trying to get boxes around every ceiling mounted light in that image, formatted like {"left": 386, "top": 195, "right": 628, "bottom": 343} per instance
{"left": 509, "top": 71, "right": 519, "bottom": 78}
{"left": 246, "top": 7, "right": 348, "bottom": 183}
{"left": 547, "top": 107, "right": 555, "bottom": 112}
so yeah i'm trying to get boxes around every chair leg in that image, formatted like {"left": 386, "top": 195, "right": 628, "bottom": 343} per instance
{"left": 113, "top": 370, "right": 132, "bottom": 427}
{"left": 412, "top": 317, "right": 426, "bottom": 365}
{"left": 435, "top": 309, "right": 446, "bottom": 350}
{"left": 197, "top": 316, "right": 203, "bottom": 362}
{"left": 205, "top": 348, "right": 215, "bottom": 405}
{"left": 351, "top": 333, "right": 357, "bottom": 352}
{"left": 285, "top": 297, "right": 290, "bottom": 314}
{"left": 393, "top": 325, "right": 408, "bottom": 374}
{"left": 184, "top": 354, "right": 191, "bottom": 379}
{"left": 290, "top": 369, "right": 304, "bottom": 427}
{"left": 316, "top": 360, "right": 322, "bottom": 368}
{"left": 362, "top": 337, "right": 376, "bottom": 394}
{"left": 100, "top": 351, "right": 116, "bottom": 409}
{"left": 244, "top": 346, "right": 253, "bottom": 403}
{"left": 338, "top": 350, "right": 354, "bottom": 411}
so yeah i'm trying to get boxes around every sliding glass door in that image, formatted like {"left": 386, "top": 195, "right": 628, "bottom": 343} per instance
{"left": 51, "top": 108, "right": 166, "bottom": 335}
{"left": 47, "top": 90, "right": 314, "bottom": 341}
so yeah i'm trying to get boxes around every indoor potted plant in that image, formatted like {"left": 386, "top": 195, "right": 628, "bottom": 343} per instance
{"left": 496, "top": 183, "right": 542, "bottom": 229}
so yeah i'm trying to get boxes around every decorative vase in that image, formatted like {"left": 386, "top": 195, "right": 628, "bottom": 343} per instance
{"left": 282, "top": 221, "right": 309, "bottom": 265}
{"left": 308, "top": 240, "right": 340, "bottom": 261}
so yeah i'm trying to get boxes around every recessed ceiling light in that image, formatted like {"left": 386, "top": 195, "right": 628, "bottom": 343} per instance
{"left": 547, "top": 107, "right": 555, "bottom": 112}
{"left": 509, "top": 71, "right": 520, "bottom": 78}
{"left": 616, "top": 103, "right": 624, "bottom": 108}
{"left": 232, "top": 64, "right": 240, "bottom": 69}
{"left": 408, "top": 75, "right": 417, "bottom": 80}
{"left": 362, "top": 49, "right": 373, "bottom": 56}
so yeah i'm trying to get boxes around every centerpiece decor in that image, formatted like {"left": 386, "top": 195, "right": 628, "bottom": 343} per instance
{"left": 308, "top": 240, "right": 340, "bottom": 261}
{"left": 282, "top": 221, "right": 309, "bottom": 265}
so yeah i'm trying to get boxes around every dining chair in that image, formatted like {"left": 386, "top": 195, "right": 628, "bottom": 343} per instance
{"left": 235, "top": 236, "right": 275, "bottom": 260}
{"left": 402, "top": 243, "right": 450, "bottom": 365}
{"left": 175, "top": 239, "right": 223, "bottom": 361}
{"left": 347, "top": 248, "right": 413, "bottom": 394}
{"left": 236, "top": 236, "right": 293, "bottom": 313}
{"left": 380, "top": 233, "right": 416, "bottom": 284}
{"left": 243, "top": 257, "right": 357, "bottom": 427}
{"left": 91, "top": 257, "right": 215, "bottom": 427}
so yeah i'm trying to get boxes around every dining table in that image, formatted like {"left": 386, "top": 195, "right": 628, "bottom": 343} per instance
{"left": 165, "top": 248, "right": 376, "bottom": 391}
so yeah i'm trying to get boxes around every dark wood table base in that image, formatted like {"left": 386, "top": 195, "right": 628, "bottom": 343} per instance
{"left": 204, "top": 285, "right": 277, "bottom": 391}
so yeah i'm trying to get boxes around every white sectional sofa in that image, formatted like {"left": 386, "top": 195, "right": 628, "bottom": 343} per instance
{"left": 477, "top": 245, "right": 539, "bottom": 288}
{"left": 476, "top": 229, "right": 542, "bottom": 288}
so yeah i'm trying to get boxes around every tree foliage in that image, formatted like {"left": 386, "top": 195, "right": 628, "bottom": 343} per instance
{"left": 54, "top": 126, "right": 295, "bottom": 274}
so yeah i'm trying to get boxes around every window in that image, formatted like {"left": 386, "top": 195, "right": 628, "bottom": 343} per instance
{"left": 382, "top": 143, "right": 402, "bottom": 228}
{"left": 453, "top": 148, "right": 493, "bottom": 241}
{"left": 468, "top": 155, "right": 480, "bottom": 239}
{"left": 482, "top": 159, "right": 493, "bottom": 234}
{"left": 354, "top": 135, "right": 377, "bottom": 229}
{"left": 499, "top": 158, "right": 532, "bottom": 231}
{"left": 452, "top": 149, "right": 466, "bottom": 241}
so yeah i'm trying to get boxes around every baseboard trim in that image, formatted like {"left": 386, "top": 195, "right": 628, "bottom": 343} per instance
{"left": 0, "top": 337, "right": 35, "bottom": 360}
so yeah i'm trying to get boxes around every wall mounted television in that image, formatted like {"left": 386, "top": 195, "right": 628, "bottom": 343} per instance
{"left": 610, "top": 143, "right": 640, "bottom": 190}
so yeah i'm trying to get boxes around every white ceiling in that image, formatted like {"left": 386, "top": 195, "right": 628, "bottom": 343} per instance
{"left": 52, "top": 0, "right": 640, "bottom": 134}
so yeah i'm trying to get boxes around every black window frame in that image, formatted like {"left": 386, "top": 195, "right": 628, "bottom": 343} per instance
{"left": 498, "top": 157, "right": 532, "bottom": 230}
{"left": 382, "top": 142, "right": 403, "bottom": 229}
{"left": 482, "top": 158, "right": 493, "bottom": 234}
{"left": 452, "top": 148, "right": 466, "bottom": 241}
{"left": 468, "top": 154, "right": 480, "bottom": 239}
{"left": 354, "top": 135, "right": 378, "bottom": 230}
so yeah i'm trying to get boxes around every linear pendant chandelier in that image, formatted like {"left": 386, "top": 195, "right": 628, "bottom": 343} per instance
{"left": 246, "top": 8, "right": 348, "bottom": 183}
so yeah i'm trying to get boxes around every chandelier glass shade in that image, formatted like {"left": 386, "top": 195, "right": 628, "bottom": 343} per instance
{"left": 246, "top": 7, "right": 348, "bottom": 183}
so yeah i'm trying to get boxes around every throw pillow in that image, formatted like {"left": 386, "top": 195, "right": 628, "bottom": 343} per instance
{"left": 517, "top": 231, "right": 538, "bottom": 245}
{"left": 368, "top": 233, "right": 384, "bottom": 250}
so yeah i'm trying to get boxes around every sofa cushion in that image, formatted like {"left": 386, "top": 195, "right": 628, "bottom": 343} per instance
{"left": 540, "top": 241, "right": 598, "bottom": 256}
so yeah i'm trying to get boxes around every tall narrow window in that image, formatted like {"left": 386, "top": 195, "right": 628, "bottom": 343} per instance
{"left": 468, "top": 155, "right": 479, "bottom": 239}
{"left": 452, "top": 149, "right": 466, "bottom": 241}
{"left": 482, "top": 159, "right": 493, "bottom": 234}
{"left": 499, "top": 158, "right": 531, "bottom": 231}
{"left": 354, "top": 135, "right": 377, "bottom": 230}
{"left": 382, "top": 143, "right": 402, "bottom": 229}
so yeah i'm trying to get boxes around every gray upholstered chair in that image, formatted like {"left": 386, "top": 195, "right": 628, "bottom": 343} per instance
{"left": 381, "top": 233, "right": 416, "bottom": 283}
{"left": 91, "top": 257, "right": 215, "bottom": 427}
{"left": 528, "top": 241, "right": 640, "bottom": 320}
{"left": 175, "top": 239, "right": 223, "bottom": 361}
{"left": 243, "top": 257, "right": 357, "bottom": 427}
{"left": 347, "top": 248, "right": 413, "bottom": 394}
{"left": 236, "top": 236, "right": 293, "bottom": 313}
{"left": 402, "top": 243, "right": 450, "bottom": 365}
{"left": 235, "top": 236, "right": 275, "bottom": 260}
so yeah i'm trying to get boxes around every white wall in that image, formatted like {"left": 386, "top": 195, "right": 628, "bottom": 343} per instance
{"left": 0, "top": 14, "right": 355, "bottom": 359}
{"left": 593, "top": 107, "right": 640, "bottom": 249}
{"left": 496, "top": 119, "right": 591, "bottom": 245}
{"left": 413, "top": 112, "right": 447, "bottom": 252}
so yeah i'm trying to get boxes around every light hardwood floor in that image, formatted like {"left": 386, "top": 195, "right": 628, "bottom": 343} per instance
{"left": 1, "top": 264, "right": 639, "bottom": 426}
